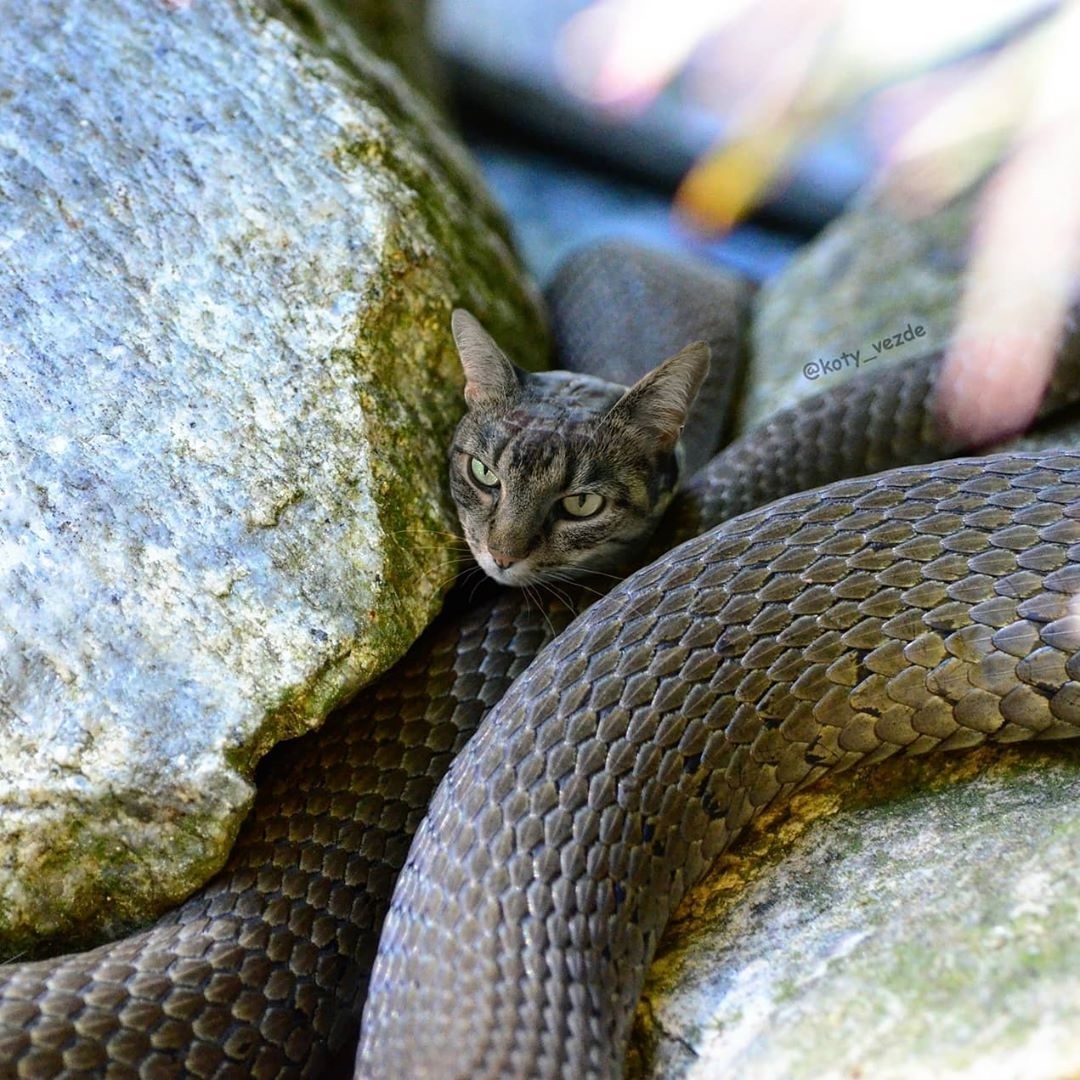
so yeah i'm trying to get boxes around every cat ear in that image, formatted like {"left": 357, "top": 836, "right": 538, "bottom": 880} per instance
{"left": 605, "top": 341, "right": 711, "bottom": 451}
{"left": 451, "top": 309, "right": 523, "bottom": 408}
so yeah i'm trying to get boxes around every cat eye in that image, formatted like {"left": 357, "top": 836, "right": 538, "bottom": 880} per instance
{"left": 469, "top": 456, "right": 500, "bottom": 487}
{"left": 561, "top": 492, "right": 605, "bottom": 518}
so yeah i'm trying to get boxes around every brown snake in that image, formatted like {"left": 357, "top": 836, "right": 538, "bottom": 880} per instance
{"left": 3, "top": 248, "right": 1080, "bottom": 1078}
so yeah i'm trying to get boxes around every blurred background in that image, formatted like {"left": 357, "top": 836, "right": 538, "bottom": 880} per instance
{"left": 426, "top": 0, "right": 1073, "bottom": 279}
{"left": 427, "top": 0, "right": 1079, "bottom": 444}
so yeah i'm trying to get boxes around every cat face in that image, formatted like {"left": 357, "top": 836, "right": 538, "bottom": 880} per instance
{"left": 448, "top": 309, "right": 709, "bottom": 587}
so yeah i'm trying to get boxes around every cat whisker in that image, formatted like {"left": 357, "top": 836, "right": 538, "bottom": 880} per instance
{"left": 575, "top": 565, "right": 637, "bottom": 585}
{"left": 463, "top": 564, "right": 497, "bottom": 605}
{"left": 377, "top": 525, "right": 474, "bottom": 597}
{"left": 382, "top": 535, "right": 471, "bottom": 556}
{"left": 379, "top": 521, "right": 461, "bottom": 536}
{"left": 537, "top": 571, "right": 609, "bottom": 606}
{"left": 422, "top": 554, "right": 487, "bottom": 598}
{"left": 544, "top": 569, "right": 652, "bottom": 623}
{"left": 531, "top": 580, "right": 576, "bottom": 620}
{"left": 522, "top": 583, "right": 565, "bottom": 642}
{"left": 429, "top": 567, "right": 473, "bottom": 597}
{"left": 378, "top": 521, "right": 469, "bottom": 548}
{"left": 401, "top": 544, "right": 468, "bottom": 587}
{"left": 380, "top": 536, "right": 471, "bottom": 559}
{"left": 399, "top": 561, "right": 479, "bottom": 606}
{"left": 544, "top": 582, "right": 578, "bottom": 613}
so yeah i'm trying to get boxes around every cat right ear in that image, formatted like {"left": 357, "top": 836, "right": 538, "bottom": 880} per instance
{"left": 451, "top": 309, "right": 522, "bottom": 408}
{"left": 605, "top": 340, "right": 711, "bottom": 452}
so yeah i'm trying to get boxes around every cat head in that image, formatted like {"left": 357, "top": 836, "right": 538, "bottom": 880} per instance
{"left": 448, "top": 308, "right": 709, "bottom": 587}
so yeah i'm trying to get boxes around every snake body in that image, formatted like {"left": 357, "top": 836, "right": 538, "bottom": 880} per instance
{"left": 358, "top": 449, "right": 1080, "bottom": 1078}
{"left": 3, "top": 248, "right": 1080, "bottom": 1078}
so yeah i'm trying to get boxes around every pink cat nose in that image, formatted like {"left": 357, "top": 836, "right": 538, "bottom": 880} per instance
{"left": 489, "top": 551, "right": 520, "bottom": 570}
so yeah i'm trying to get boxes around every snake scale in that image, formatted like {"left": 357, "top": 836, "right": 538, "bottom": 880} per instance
{"left": 3, "top": 245, "right": 1080, "bottom": 1079}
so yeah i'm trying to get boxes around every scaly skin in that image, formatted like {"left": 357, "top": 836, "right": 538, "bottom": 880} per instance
{"left": 0, "top": 584, "right": 571, "bottom": 1077}
{"left": 357, "top": 450, "right": 1080, "bottom": 1078}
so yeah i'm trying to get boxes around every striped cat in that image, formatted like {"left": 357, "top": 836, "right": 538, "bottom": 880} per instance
{"left": 449, "top": 308, "right": 709, "bottom": 586}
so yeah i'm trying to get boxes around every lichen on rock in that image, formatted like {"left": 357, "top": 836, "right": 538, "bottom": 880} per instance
{"left": 0, "top": 0, "right": 545, "bottom": 954}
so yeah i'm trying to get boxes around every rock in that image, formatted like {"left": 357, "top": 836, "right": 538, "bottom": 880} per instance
{"left": 260, "top": 0, "right": 444, "bottom": 106}
{"left": 631, "top": 745, "right": 1080, "bottom": 1079}
{"left": 0, "top": 0, "right": 545, "bottom": 955}
{"left": 744, "top": 193, "right": 976, "bottom": 431}
{"left": 746, "top": 187, "right": 1080, "bottom": 450}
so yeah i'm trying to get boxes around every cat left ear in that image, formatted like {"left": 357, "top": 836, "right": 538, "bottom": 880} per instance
{"left": 605, "top": 341, "right": 711, "bottom": 451}
{"left": 451, "top": 309, "right": 523, "bottom": 408}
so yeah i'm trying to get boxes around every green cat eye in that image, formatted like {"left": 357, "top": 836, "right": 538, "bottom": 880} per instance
{"left": 562, "top": 492, "right": 605, "bottom": 518}
{"left": 469, "top": 456, "right": 500, "bottom": 487}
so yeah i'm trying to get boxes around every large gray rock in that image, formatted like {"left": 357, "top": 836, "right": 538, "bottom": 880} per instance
{"left": 632, "top": 746, "right": 1080, "bottom": 1079}
{"left": 260, "top": 0, "right": 444, "bottom": 106}
{"left": 0, "top": 0, "right": 545, "bottom": 954}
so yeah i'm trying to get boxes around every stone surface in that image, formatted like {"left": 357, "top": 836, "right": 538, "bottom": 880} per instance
{"left": 0, "top": 0, "right": 544, "bottom": 954}
{"left": 743, "top": 183, "right": 1080, "bottom": 451}
{"left": 744, "top": 193, "right": 977, "bottom": 431}
{"left": 260, "top": 0, "right": 444, "bottom": 106}
{"left": 631, "top": 745, "right": 1080, "bottom": 1079}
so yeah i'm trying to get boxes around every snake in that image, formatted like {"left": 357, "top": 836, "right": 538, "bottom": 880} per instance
{"left": 3, "top": 243, "right": 1080, "bottom": 1079}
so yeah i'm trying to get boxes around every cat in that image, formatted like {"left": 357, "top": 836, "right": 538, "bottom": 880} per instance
{"left": 448, "top": 308, "right": 710, "bottom": 587}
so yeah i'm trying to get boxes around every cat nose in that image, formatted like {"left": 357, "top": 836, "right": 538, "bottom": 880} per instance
{"left": 489, "top": 550, "right": 520, "bottom": 570}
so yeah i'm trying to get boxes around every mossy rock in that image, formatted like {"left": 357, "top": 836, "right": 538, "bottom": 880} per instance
{"left": 0, "top": 0, "right": 545, "bottom": 955}
{"left": 631, "top": 744, "right": 1080, "bottom": 1078}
